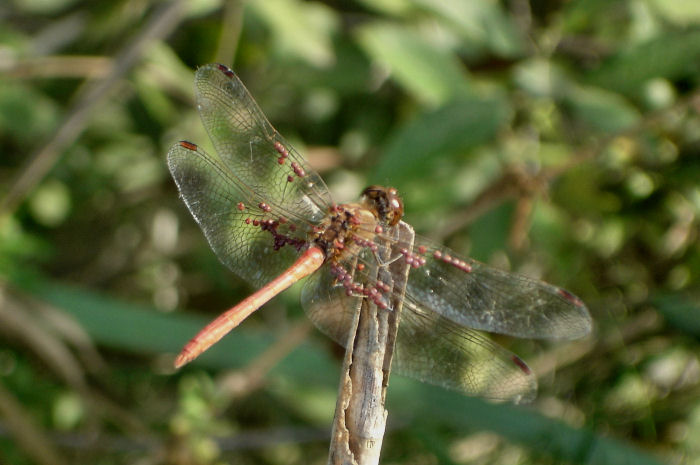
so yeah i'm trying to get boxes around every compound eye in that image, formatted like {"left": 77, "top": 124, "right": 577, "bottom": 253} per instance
{"left": 387, "top": 193, "right": 404, "bottom": 226}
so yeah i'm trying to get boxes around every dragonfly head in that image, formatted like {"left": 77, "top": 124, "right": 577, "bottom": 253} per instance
{"left": 361, "top": 185, "right": 404, "bottom": 227}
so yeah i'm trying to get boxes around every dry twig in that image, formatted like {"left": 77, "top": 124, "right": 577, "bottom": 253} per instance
{"left": 328, "top": 221, "right": 414, "bottom": 465}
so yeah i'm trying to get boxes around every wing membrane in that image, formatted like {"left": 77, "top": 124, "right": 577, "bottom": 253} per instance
{"left": 401, "top": 235, "right": 592, "bottom": 339}
{"left": 168, "top": 142, "right": 308, "bottom": 287}
{"left": 193, "top": 64, "right": 332, "bottom": 223}
{"left": 300, "top": 254, "right": 537, "bottom": 403}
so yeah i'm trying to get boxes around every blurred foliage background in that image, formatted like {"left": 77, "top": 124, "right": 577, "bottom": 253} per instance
{"left": 0, "top": 0, "right": 699, "bottom": 464}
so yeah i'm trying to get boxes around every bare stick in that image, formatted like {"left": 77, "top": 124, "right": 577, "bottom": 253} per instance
{"left": 328, "top": 221, "right": 414, "bottom": 465}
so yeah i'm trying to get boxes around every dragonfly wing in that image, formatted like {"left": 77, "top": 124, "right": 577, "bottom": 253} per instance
{"left": 168, "top": 142, "right": 309, "bottom": 288}
{"left": 194, "top": 64, "right": 333, "bottom": 224}
{"left": 401, "top": 234, "right": 592, "bottom": 339}
{"left": 300, "top": 255, "right": 536, "bottom": 403}
{"left": 395, "top": 298, "right": 537, "bottom": 403}
{"left": 300, "top": 261, "right": 361, "bottom": 348}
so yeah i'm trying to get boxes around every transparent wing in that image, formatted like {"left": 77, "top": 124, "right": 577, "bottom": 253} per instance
{"left": 167, "top": 142, "right": 311, "bottom": 287}
{"left": 394, "top": 299, "right": 536, "bottom": 403}
{"left": 193, "top": 63, "right": 333, "bottom": 223}
{"left": 399, "top": 234, "right": 592, "bottom": 339}
{"left": 300, "top": 255, "right": 537, "bottom": 403}
{"left": 300, "top": 262, "right": 359, "bottom": 348}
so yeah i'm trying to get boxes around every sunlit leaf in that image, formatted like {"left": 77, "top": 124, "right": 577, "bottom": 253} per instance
{"left": 564, "top": 85, "right": 641, "bottom": 132}
{"left": 412, "top": 0, "right": 524, "bottom": 57}
{"left": 647, "top": 0, "right": 700, "bottom": 26}
{"left": 248, "top": 0, "right": 338, "bottom": 67}
{"left": 356, "top": 22, "right": 472, "bottom": 105}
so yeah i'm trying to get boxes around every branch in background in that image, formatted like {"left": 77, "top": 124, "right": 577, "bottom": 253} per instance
{"left": 0, "top": 56, "right": 112, "bottom": 80}
{"left": 0, "top": 0, "right": 186, "bottom": 216}
{"left": 433, "top": 88, "right": 700, "bottom": 246}
{"left": 433, "top": 165, "right": 547, "bottom": 242}
{"left": 217, "top": 320, "right": 313, "bottom": 398}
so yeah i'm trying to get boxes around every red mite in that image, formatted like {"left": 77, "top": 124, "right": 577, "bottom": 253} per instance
{"left": 167, "top": 63, "right": 592, "bottom": 403}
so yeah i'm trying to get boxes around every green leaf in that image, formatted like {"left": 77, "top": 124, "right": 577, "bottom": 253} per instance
{"left": 647, "top": 0, "right": 700, "bottom": 26}
{"left": 356, "top": 22, "right": 472, "bottom": 105}
{"left": 462, "top": 202, "right": 513, "bottom": 262}
{"left": 370, "top": 95, "right": 510, "bottom": 185}
{"left": 413, "top": 0, "right": 524, "bottom": 57}
{"left": 561, "top": 0, "right": 619, "bottom": 33}
{"left": 564, "top": 85, "right": 641, "bottom": 133}
{"left": 653, "top": 292, "right": 700, "bottom": 337}
{"left": 356, "top": 0, "right": 413, "bottom": 16}
{"left": 586, "top": 30, "right": 700, "bottom": 96}
{"left": 10, "top": 277, "right": 665, "bottom": 464}
{"left": 249, "top": 0, "right": 338, "bottom": 67}
{"left": 20, "top": 279, "right": 340, "bottom": 388}
{"left": 0, "top": 81, "right": 59, "bottom": 144}
{"left": 388, "top": 382, "right": 665, "bottom": 465}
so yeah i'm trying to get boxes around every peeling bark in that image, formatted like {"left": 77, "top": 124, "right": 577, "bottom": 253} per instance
{"left": 328, "top": 221, "right": 414, "bottom": 465}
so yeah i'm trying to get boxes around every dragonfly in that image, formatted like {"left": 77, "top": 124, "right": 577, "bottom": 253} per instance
{"left": 167, "top": 63, "right": 592, "bottom": 403}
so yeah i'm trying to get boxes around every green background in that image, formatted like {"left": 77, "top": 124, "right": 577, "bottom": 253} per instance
{"left": 1, "top": 0, "right": 698, "bottom": 463}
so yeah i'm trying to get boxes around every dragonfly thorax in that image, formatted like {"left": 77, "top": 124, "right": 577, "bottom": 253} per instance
{"left": 312, "top": 203, "right": 379, "bottom": 262}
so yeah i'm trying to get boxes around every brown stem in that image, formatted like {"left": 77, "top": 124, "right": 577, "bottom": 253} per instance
{"left": 327, "top": 221, "right": 414, "bottom": 465}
